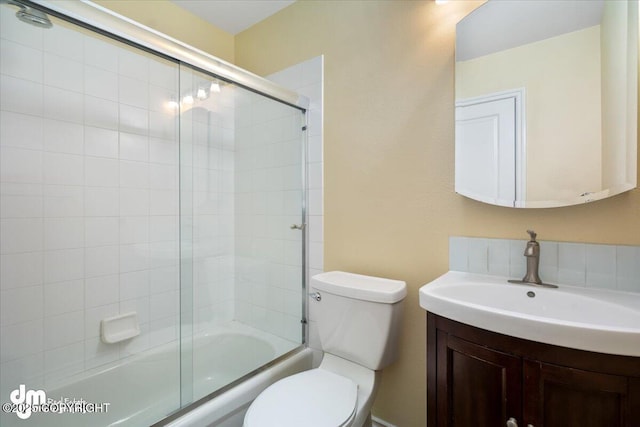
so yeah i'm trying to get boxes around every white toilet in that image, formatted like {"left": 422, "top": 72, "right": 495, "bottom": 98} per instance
{"left": 243, "top": 271, "right": 407, "bottom": 427}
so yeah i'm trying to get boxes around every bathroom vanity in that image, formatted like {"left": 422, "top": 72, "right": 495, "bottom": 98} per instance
{"left": 420, "top": 272, "right": 640, "bottom": 427}
{"left": 426, "top": 312, "right": 640, "bottom": 427}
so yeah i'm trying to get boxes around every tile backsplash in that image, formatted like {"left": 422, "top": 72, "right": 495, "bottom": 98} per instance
{"left": 450, "top": 236, "right": 640, "bottom": 293}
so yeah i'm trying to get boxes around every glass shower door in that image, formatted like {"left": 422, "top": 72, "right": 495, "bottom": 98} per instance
{"left": 179, "top": 64, "right": 306, "bottom": 403}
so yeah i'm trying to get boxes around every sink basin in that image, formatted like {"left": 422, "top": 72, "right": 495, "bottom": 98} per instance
{"left": 419, "top": 271, "right": 640, "bottom": 357}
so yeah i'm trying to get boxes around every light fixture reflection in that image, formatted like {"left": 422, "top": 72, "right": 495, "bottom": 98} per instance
{"left": 183, "top": 95, "right": 194, "bottom": 104}
{"left": 210, "top": 81, "right": 221, "bottom": 93}
{"left": 167, "top": 100, "right": 179, "bottom": 109}
{"left": 196, "top": 87, "right": 207, "bottom": 100}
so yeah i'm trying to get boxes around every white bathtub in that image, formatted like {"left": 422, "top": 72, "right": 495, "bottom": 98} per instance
{"left": 166, "top": 348, "right": 315, "bottom": 427}
{"left": 0, "top": 322, "right": 313, "bottom": 427}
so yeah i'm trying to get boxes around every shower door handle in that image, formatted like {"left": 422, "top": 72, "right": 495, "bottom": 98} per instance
{"left": 290, "top": 224, "right": 305, "bottom": 230}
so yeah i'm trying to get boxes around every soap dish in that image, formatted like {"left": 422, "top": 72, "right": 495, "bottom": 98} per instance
{"left": 101, "top": 312, "right": 140, "bottom": 344}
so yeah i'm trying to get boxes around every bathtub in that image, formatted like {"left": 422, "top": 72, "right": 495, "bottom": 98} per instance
{"left": 0, "top": 322, "right": 313, "bottom": 427}
{"left": 165, "top": 347, "right": 315, "bottom": 427}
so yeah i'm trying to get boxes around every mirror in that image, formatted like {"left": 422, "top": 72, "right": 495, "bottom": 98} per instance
{"left": 455, "top": 0, "right": 638, "bottom": 208}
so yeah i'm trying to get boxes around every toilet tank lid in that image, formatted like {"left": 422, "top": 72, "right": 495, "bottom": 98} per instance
{"left": 311, "top": 271, "right": 407, "bottom": 303}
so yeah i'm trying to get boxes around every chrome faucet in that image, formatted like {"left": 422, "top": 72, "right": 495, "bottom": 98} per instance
{"left": 508, "top": 230, "right": 558, "bottom": 288}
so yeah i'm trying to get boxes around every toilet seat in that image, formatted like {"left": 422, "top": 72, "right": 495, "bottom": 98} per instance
{"left": 243, "top": 368, "right": 358, "bottom": 427}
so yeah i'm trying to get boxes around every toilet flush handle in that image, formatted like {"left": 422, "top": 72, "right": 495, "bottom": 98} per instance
{"left": 309, "top": 292, "right": 321, "bottom": 302}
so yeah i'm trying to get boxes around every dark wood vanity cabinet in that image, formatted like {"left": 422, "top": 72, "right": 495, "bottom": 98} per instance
{"left": 427, "top": 312, "right": 640, "bottom": 427}
{"left": 522, "top": 359, "right": 636, "bottom": 426}
{"left": 435, "top": 331, "right": 522, "bottom": 426}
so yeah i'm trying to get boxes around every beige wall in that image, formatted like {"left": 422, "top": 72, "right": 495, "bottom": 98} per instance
{"left": 456, "top": 26, "right": 602, "bottom": 202}
{"left": 94, "top": 0, "right": 235, "bottom": 63}
{"left": 235, "top": 1, "right": 640, "bottom": 425}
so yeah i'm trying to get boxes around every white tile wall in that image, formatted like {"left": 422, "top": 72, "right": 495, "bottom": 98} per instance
{"left": 0, "top": 15, "right": 180, "bottom": 399}
{"left": 450, "top": 236, "right": 640, "bottom": 293}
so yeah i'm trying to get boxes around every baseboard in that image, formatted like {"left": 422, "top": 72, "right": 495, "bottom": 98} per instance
{"left": 372, "top": 415, "right": 398, "bottom": 427}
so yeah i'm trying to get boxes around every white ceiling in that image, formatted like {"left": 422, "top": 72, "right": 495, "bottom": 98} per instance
{"left": 170, "top": 0, "right": 296, "bottom": 35}
{"left": 456, "top": 0, "right": 604, "bottom": 61}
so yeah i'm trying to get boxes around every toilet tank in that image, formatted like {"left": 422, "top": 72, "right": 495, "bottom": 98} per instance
{"left": 310, "top": 271, "right": 407, "bottom": 370}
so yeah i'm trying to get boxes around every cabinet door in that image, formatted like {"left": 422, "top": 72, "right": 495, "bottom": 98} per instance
{"left": 524, "top": 360, "right": 632, "bottom": 427}
{"left": 437, "top": 331, "right": 522, "bottom": 427}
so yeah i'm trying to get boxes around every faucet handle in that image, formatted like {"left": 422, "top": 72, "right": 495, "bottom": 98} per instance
{"left": 526, "top": 230, "right": 537, "bottom": 241}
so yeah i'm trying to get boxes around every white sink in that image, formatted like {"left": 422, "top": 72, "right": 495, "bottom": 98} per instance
{"left": 419, "top": 271, "right": 640, "bottom": 357}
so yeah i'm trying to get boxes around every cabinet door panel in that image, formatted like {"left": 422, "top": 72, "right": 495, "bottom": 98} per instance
{"left": 437, "top": 332, "right": 522, "bottom": 427}
{"left": 524, "top": 360, "right": 629, "bottom": 427}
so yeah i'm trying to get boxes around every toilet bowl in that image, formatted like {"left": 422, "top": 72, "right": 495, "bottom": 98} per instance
{"left": 244, "top": 355, "right": 362, "bottom": 427}
{"left": 243, "top": 271, "right": 406, "bottom": 427}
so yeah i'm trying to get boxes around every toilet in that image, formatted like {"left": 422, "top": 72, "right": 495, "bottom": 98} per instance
{"left": 244, "top": 271, "right": 407, "bottom": 427}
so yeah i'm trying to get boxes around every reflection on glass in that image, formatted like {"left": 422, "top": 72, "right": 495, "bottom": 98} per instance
{"left": 455, "top": 0, "right": 638, "bottom": 208}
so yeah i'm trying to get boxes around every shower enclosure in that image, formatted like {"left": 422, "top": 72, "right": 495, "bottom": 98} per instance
{"left": 0, "top": 1, "right": 307, "bottom": 426}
